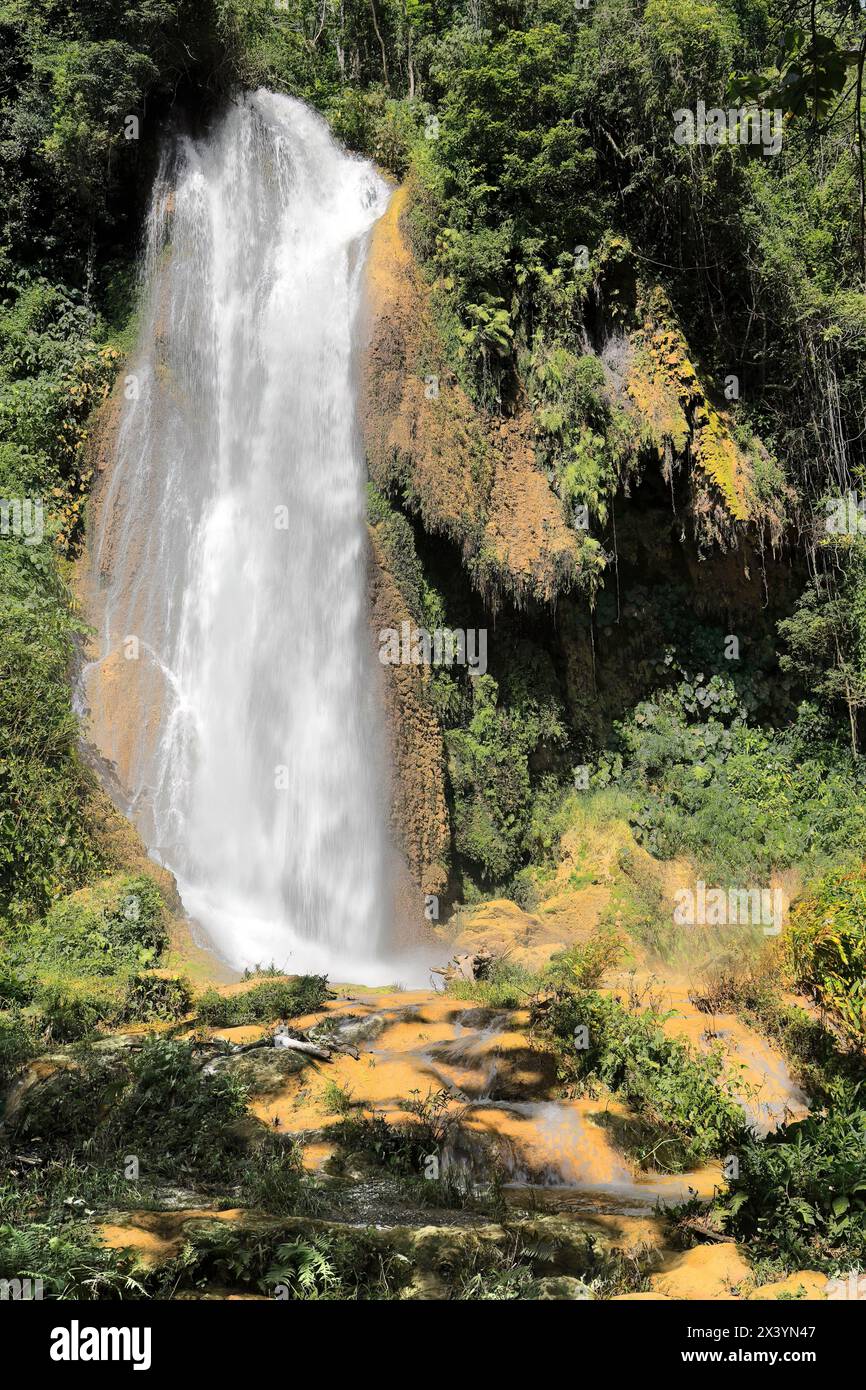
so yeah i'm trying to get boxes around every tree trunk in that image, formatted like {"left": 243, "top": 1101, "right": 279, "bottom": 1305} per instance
{"left": 856, "top": 36, "right": 866, "bottom": 290}
{"left": 369, "top": 0, "right": 389, "bottom": 88}
{"left": 846, "top": 676, "right": 859, "bottom": 758}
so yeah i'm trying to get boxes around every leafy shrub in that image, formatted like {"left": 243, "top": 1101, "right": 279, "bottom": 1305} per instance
{"left": 31, "top": 875, "right": 168, "bottom": 977}
{"left": 446, "top": 955, "right": 541, "bottom": 1009}
{"left": 0, "top": 542, "right": 101, "bottom": 925}
{"left": 724, "top": 1098, "right": 866, "bottom": 1270}
{"left": 240, "top": 1136, "right": 307, "bottom": 1216}
{"left": 196, "top": 975, "right": 330, "bottom": 1027}
{"left": 117, "top": 972, "right": 193, "bottom": 1023}
{"left": 334, "top": 1112, "right": 431, "bottom": 1178}
{"left": 0, "top": 275, "right": 133, "bottom": 932}
{"left": 33, "top": 982, "right": 108, "bottom": 1042}
{"left": 367, "top": 484, "right": 444, "bottom": 631}
{"left": 788, "top": 868, "right": 866, "bottom": 1043}
{"left": 262, "top": 1237, "right": 340, "bottom": 1299}
{"left": 111, "top": 1039, "right": 250, "bottom": 1183}
{"left": 334, "top": 1089, "right": 462, "bottom": 1179}
{"left": 540, "top": 990, "right": 746, "bottom": 1167}
{"left": 595, "top": 659, "right": 866, "bottom": 882}
{"left": 449, "top": 933, "right": 625, "bottom": 1011}
{"left": 605, "top": 844, "right": 676, "bottom": 959}
{"left": 0, "top": 959, "right": 32, "bottom": 1006}
{"left": 446, "top": 660, "right": 570, "bottom": 886}
{"left": 750, "top": 1005, "right": 865, "bottom": 1110}
{"left": 691, "top": 956, "right": 866, "bottom": 1106}
{"left": 320, "top": 1080, "right": 354, "bottom": 1116}
{"left": 0, "top": 1010, "right": 34, "bottom": 1087}
{"left": 531, "top": 344, "right": 639, "bottom": 527}
{"left": 8, "top": 1057, "right": 126, "bottom": 1149}
{"left": 546, "top": 930, "right": 626, "bottom": 991}
{"left": 327, "top": 90, "right": 421, "bottom": 176}
{"left": 9, "top": 1039, "right": 251, "bottom": 1185}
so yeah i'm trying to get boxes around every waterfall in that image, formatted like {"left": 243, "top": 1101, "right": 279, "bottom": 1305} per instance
{"left": 80, "top": 92, "right": 396, "bottom": 983}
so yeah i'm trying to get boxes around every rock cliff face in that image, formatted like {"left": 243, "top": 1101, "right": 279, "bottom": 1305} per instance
{"left": 360, "top": 185, "right": 490, "bottom": 560}
{"left": 359, "top": 183, "right": 596, "bottom": 901}
{"left": 366, "top": 527, "right": 450, "bottom": 899}
{"left": 360, "top": 183, "right": 588, "bottom": 607}
{"left": 358, "top": 182, "right": 788, "bottom": 902}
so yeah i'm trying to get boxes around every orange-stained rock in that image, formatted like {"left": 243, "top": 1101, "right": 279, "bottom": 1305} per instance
{"left": 361, "top": 181, "right": 586, "bottom": 610}
{"left": 747, "top": 1272, "right": 828, "bottom": 1300}
{"left": 367, "top": 525, "right": 450, "bottom": 900}
{"left": 98, "top": 1208, "right": 249, "bottom": 1265}
{"left": 650, "top": 1243, "right": 752, "bottom": 1300}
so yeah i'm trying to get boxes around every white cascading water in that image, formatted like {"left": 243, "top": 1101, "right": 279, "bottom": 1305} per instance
{"left": 81, "top": 92, "right": 396, "bottom": 982}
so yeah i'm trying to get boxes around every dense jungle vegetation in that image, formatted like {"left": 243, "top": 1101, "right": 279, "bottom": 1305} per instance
{"left": 5, "top": 0, "right": 866, "bottom": 915}
{"left": 4, "top": 0, "right": 866, "bottom": 924}
{"left": 1, "top": 0, "right": 865, "bottom": 1298}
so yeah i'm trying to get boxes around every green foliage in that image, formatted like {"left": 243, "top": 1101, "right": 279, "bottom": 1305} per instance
{"left": 2, "top": 0, "right": 866, "bottom": 1305}
{"left": 545, "top": 930, "right": 626, "bottom": 992}
{"left": 446, "top": 954, "right": 541, "bottom": 1010}
{"left": 8, "top": 1055, "right": 127, "bottom": 1150}
{"left": 0, "top": 1218, "right": 145, "bottom": 1299}
{"left": 32, "top": 982, "right": 109, "bottom": 1043}
{"left": 788, "top": 866, "right": 866, "bottom": 1043}
{"left": 723, "top": 1098, "right": 866, "bottom": 1270}
{"left": 117, "top": 971, "right": 193, "bottom": 1023}
{"left": 328, "top": 89, "right": 422, "bottom": 175}
{"left": 446, "top": 657, "right": 569, "bottom": 887}
{"left": 263, "top": 1237, "right": 340, "bottom": 1299}
{"left": 119, "top": 1038, "right": 250, "bottom": 1181}
{"left": 540, "top": 989, "right": 746, "bottom": 1168}
{"left": 334, "top": 1087, "right": 459, "bottom": 1178}
{"left": 173, "top": 1219, "right": 410, "bottom": 1299}
{"left": 450, "top": 925, "right": 626, "bottom": 1007}
{"left": 320, "top": 1079, "right": 355, "bottom": 1116}
{"left": 25, "top": 875, "right": 168, "bottom": 977}
{"left": 729, "top": 20, "right": 861, "bottom": 125}
{"left": 196, "top": 975, "right": 330, "bottom": 1027}
{"left": 531, "top": 345, "right": 640, "bottom": 527}
{"left": 594, "top": 648, "right": 866, "bottom": 882}
{"left": 779, "top": 537, "right": 866, "bottom": 757}
{"left": 240, "top": 1135, "right": 307, "bottom": 1215}
{"left": 603, "top": 841, "right": 677, "bottom": 960}
{"left": 0, "top": 1009, "right": 34, "bottom": 1087}
{"left": 9, "top": 1038, "right": 250, "bottom": 1183}
{"left": 0, "top": 267, "right": 139, "bottom": 937}
{"left": 367, "top": 483, "right": 444, "bottom": 630}
{"left": 394, "top": 0, "right": 866, "bottom": 552}
{"left": 0, "top": 0, "right": 259, "bottom": 270}
{"left": 0, "top": 537, "right": 102, "bottom": 924}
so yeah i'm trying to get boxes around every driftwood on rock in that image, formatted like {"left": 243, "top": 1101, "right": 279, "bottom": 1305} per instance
{"left": 679, "top": 1219, "right": 734, "bottom": 1245}
{"left": 273, "top": 1034, "right": 333, "bottom": 1061}
{"left": 192, "top": 1023, "right": 360, "bottom": 1069}
{"left": 431, "top": 949, "right": 494, "bottom": 985}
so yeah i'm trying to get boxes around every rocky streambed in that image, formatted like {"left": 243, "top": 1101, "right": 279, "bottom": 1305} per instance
{"left": 12, "top": 976, "right": 820, "bottom": 1302}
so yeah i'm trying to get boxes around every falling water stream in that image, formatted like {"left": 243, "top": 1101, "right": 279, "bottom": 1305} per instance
{"left": 80, "top": 92, "right": 396, "bottom": 982}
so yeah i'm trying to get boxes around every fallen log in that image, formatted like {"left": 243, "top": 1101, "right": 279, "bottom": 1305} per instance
{"left": 273, "top": 1035, "right": 333, "bottom": 1061}
{"left": 679, "top": 1220, "right": 734, "bottom": 1245}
